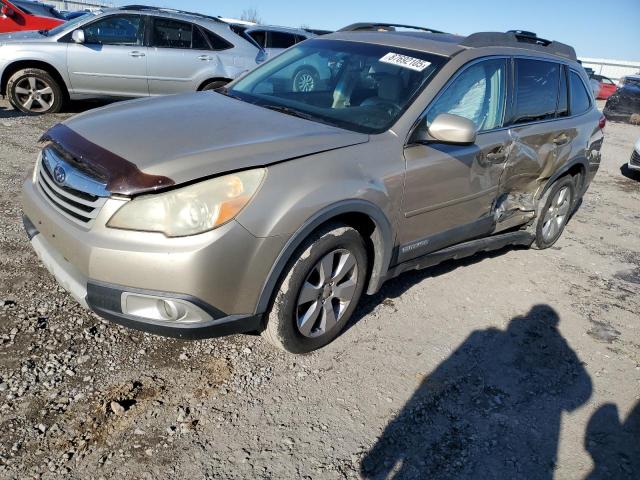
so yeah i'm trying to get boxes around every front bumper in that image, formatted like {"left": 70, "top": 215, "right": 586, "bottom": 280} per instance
{"left": 24, "top": 215, "right": 262, "bottom": 339}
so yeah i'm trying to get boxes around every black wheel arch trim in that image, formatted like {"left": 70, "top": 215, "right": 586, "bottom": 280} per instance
{"left": 254, "top": 199, "right": 395, "bottom": 314}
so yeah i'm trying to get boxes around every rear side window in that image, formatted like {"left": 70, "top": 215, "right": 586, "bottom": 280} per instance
{"left": 153, "top": 18, "right": 194, "bottom": 49}
{"left": 268, "top": 32, "right": 297, "bottom": 49}
{"left": 512, "top": 59, "right": 560, "bottom": 124}
{"left": 248, "top": 30, "right": 266, "bottom": 48}
{"left": 203, "top": 29, "right": 233, "bottom": 50}
{"left": 569, "top": 71, "right": 591, "bottom": 115}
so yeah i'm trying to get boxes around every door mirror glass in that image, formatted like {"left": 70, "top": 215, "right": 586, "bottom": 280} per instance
{"left": 1, "top": 5, "right": 14, "bottom": 16}
{"left": 427, "top": 113, "right": 477, "bottom": 145}
{"left": 72, "top": 29, "right": 85, "bottom": 44}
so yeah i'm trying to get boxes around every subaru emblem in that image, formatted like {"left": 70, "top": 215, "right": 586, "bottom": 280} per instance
{"left": 53, "top": 164, "right": 66, "bottom": 185}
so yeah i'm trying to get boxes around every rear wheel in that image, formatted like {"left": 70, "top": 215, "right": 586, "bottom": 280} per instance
{"left": 262, "top": 223, "right": 368, "bottom": 354}
{"left": 7, "top": 68, "right": 64, "bottom": 114}
{"left": 531, "top": 177, "right": 575, "bottom": 249}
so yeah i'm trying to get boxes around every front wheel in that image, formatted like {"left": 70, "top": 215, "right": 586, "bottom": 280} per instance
{"left": 262, "top": 223, "right": 368, "bottom": 354}
{"left": 201, "top": 80, "right": 229, "bottom": 91}
{"left": 531, "top": 176, "right": 575, "bottom": 249}
{"left": 7, "top": 68, "right": 64, "bottom": 114}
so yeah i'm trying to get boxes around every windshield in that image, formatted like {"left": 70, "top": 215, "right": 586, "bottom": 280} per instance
{"left": 228, "top": 39, "right": 446, "bottom": 134}
{"left": 45, "top": 12, "right": 94, "bottom": 36}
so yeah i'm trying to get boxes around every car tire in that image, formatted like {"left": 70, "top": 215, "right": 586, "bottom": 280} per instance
{"left": 292, "top": 67, "right": 320, "bottom": 93}
{"left": 201, "top": 80, "right": 229, "bottom": 91}
{"left": 531, "top": 176, "right": 575, "bottom": 250}
{"left": 7, "top": 68, "right": 64, "bottom": 114}
{"left": 262, "top": 223, "right": 368, "bottom": 354}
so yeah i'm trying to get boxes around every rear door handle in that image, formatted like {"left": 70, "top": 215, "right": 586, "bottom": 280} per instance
{"left": 198, "top": 55, "right": 213, "bottom": 61}
{"left": 129, "top": 51, "right": 145, "bottom": 57}
{"left": 553, "top": 134, "right": 569, "bottom": 146}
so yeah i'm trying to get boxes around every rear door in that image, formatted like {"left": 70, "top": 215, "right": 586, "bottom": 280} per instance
{"left": 399, "top": 58, "right": 510, "bottom": 261}
{"left": 498, "top": 58, "right": 571, "bottom": 204}
{"left": 66, "top": 14, "right": 149, "bottom": 97}
{"left": 146, "top": 17, "right": 233, "bottom": 95}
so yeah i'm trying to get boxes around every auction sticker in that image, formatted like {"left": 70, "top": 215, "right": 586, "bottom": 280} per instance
{"left": 379, "top": 52, "right": 431, "bottom": 72}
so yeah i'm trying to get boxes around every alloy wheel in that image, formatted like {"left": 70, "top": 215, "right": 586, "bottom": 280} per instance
{"left": 14, "top": 77, "right": 55, "bottom": 113}
{"left": 541, "top": 186, "right": 571, "bottom": 242}
{"left": 294, "top": 71, "right": 316, "bottom": 92}
{"left": 296, "top": 249, "right": 358, "bottom": 338}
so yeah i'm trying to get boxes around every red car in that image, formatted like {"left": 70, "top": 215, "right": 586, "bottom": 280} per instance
{"left": 0, "top": 0, "right": 64, "bottom": 34}
{"left": 592, "top": 74, "right": 618, "bottom": 100}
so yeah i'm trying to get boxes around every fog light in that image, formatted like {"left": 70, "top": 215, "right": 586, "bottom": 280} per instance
{"left": 121, "top": 293, "right": 212, "bottom": 324}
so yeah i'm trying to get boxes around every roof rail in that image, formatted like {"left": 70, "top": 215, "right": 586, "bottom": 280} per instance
{"left": 461, "top": 31, "right": 577, "bottom": 61}
{"left": 338, "top": 22, "right": 444, "bottom": 34}
{"left": 304, "top": 28, "right": 333, "bottom": 36}
{"left": 117, "top": 5, "right": 224, "bottom": 23}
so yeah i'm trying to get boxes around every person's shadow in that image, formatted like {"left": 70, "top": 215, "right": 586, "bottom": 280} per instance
{"left": 584, "top": 401, "right": 640, "bottom": 479}
{"left": 360, "top": 305, "right": 592, "bottom": 480}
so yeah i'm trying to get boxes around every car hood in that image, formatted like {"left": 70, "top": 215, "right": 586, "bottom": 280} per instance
{"left": 0, "top": 30, "right": 50, "bottom": 43}
{"left": 44, "top": 93, "right": 369, "bottom": 195}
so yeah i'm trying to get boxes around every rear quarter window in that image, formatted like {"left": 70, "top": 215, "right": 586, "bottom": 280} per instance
{"left": 569, "top": 71, "right": 591, "bottom": 115}
{"left": 511, "top": 59, "right": 561, "bottom": 124}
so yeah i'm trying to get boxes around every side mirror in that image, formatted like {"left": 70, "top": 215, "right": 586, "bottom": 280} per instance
{"left": 1, "top": 5, "right": 14, "bottom": 17}
{"left": 416, "top": 113, "right": 477, "bottom": 145}
{"left": 72, "top": 29, "right": 85, "bottom": 44}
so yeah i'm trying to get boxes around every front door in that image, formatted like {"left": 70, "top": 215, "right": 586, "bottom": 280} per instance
{"left": 400, "top": 58, "right": 510, "bottom": 261}
{"left": 66, "top": 14, "right": 149, "bottom": 97}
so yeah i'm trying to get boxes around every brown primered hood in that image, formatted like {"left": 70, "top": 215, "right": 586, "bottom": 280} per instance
{"left": 45, "top": 92, "right": 369, "bottom": 195}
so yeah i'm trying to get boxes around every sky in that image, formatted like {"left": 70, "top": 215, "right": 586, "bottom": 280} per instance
{"left": 115, "top": 0, "right": 640, "bottom": 60}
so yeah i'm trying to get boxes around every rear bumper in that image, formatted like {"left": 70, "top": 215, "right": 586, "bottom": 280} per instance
{"left": 24, "top": 215, "right": 262, "bottom": 339}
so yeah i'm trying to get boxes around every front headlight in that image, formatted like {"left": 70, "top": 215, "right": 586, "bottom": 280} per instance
{"left": 107, "top": 168, "right": 265, "bottom": 237}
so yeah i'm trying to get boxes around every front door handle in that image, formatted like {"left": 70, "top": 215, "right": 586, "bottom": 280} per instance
{"left": 553, "top": 134, "right": 569, "bottom": 146}
{"left": 485, "top": 147, "right": 507, "bottom": 163}
{"left": 129, "top": 51, "right": 146, "bottom": 57}
{"left": 198, "top": 55, "right": 213, "bottom": 61}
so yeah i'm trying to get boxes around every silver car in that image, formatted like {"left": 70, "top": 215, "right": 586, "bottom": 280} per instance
{"left": 0, "top": 5, "right": 264, "bottom": 113}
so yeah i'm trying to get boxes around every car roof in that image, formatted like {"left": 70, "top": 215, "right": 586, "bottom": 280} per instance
{"left": 245, "top": 25, "right": 315, "bottom": 37}
{"left": 323, "top": 30, "right": 578, "bottom": 63}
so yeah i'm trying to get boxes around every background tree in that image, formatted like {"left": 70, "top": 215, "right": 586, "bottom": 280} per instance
{"left": 240, "top": 8, "right": 262, "bottom": 24}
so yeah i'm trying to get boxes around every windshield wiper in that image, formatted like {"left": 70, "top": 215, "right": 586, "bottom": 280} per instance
{"left": 261, "top": 104, "right": 317, "bottom": 122}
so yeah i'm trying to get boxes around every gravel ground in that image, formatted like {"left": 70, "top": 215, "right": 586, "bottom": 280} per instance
{"left": 0, "top": 98, "right": 639, "bottom": 480}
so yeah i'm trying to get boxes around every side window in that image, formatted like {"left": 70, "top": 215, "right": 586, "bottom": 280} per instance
{"left": 569, "top": 71, "right": 591, "bottom": 115}
{"left": 83, "top": 15, "right": 144, "bottom": 46}
{"left": 248, "top": 30, "right": 267, "bottom": 48}
{"left": 268, "top": 32, "right": 297, "bottom": 49}
{"left": 602, "top": 77, "right": 615, "bottom": 85}
{"left": 557, "top": 66, "right": 568, "bottom": 118}
{"left": 202, "top": 29, "right": 233, "bottom": 50}
{"left": 192, "top": 27, "right": 208, "bottom": 50}
{"left": 152, "top": 18, "right": 193, "bottom": 49}
{"left": 427, "top": 58, "right": 507, "bottom": 132}
{"left": 511, "top": 59, "right": 560, "bottom": 124}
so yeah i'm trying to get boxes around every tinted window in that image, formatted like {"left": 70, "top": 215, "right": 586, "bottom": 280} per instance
{"left": 153, "top": 18, "right": 193, "bottom": 49}
{"left": 248, "top": 30, "right": 266, "bottom": 48}
{"left": 84, "top": 15, "right": 144, "bottom": 46}
{"left": 192, "top": 27, "right": 208, "bottom": 50}
{"left": 13, "top": 1, "right": 63, "bottom": 19}
{"left": 268, "top": 32, "right": 297, "bottom": 49}
{"left": 427, "top": 58, "right": 507, "bottom": 131}
{"left": 512, "top": 59, "right": 560, "bottom": 124}
{"left": 569, "top": 71, "right": 591, "bottom": 115}
{"left": 557, "top": 66, "right": 568, "bottom": 117}
{"left": 203, "top": 29, "right": 233, "bottom": 50}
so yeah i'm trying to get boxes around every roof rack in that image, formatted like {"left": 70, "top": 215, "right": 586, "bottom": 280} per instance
{"left": 117, "top": 5, "right": 224, "bottom": 23}
{"left": 338, "top": 22, "right": 444, "bottom": 34}
{"left": 461, "top": 31, "right": 577, "bottom": 61}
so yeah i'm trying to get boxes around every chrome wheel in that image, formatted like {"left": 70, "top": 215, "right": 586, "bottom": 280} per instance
{"left": 296, "top": 249, "right": 358, "bottom": 338}
{"left": 14, "top": 76, "right": 55, "bottom": 113}
{"left": 541, "top": 186, "right": 571, "bottom": 242}
{"left": 293, "top": 70, "right": 316, "bottom": 92}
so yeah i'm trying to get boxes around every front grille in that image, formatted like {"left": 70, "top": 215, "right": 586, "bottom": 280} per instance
{"left": 36, "top": 149, "right": 108, "bottom": 227}
{"left": 631, "top": 150, "right": 640, "bottom": 167}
